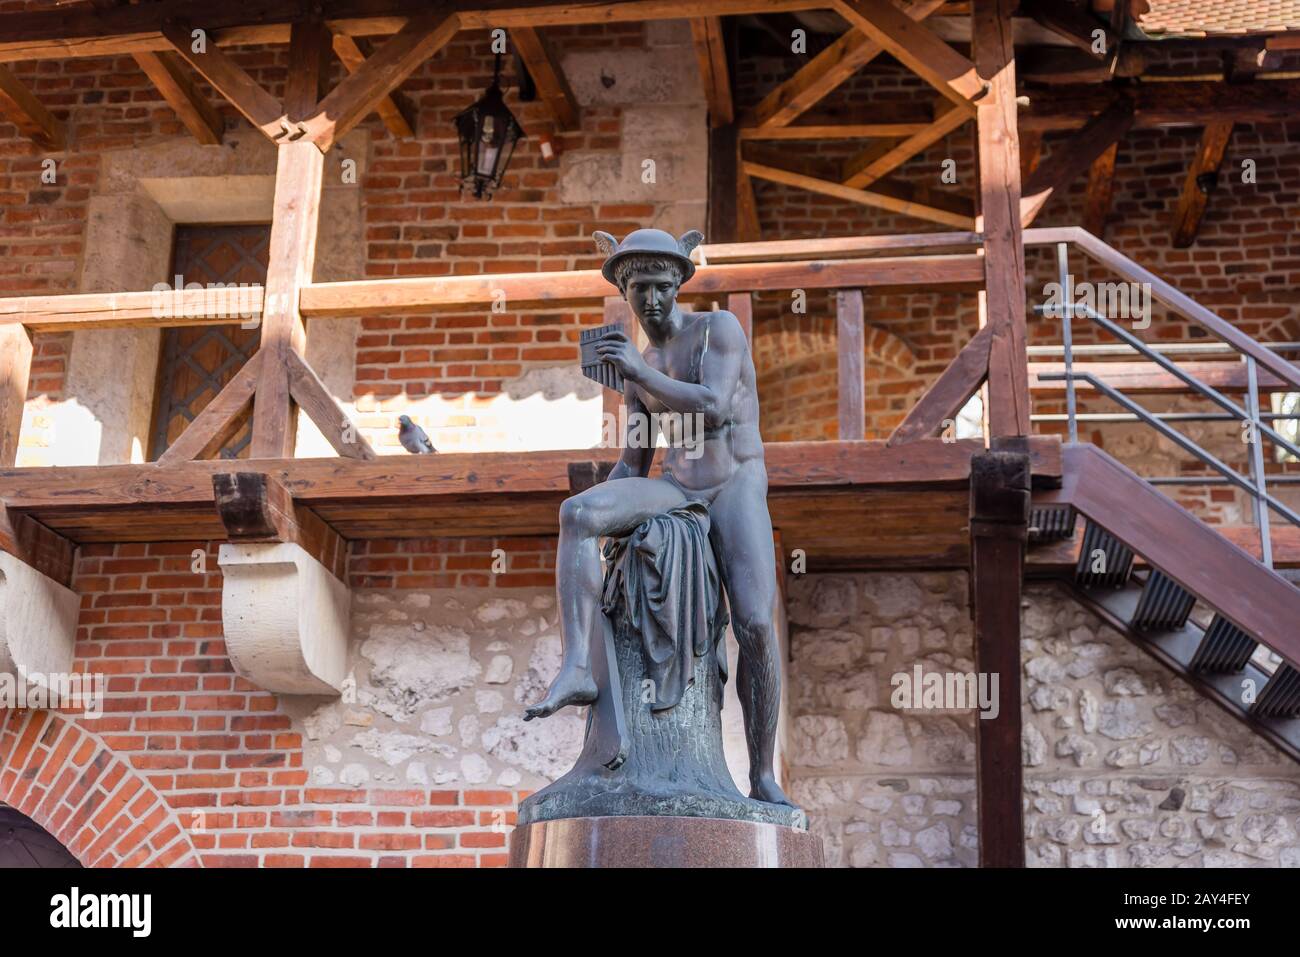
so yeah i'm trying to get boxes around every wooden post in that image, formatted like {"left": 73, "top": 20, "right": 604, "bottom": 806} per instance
{"left": 836, "top": 289, "right": 865, "bottom": 440}
{"left": 972, "top": 0, "right": 1029, "bottom": 438}
{"left": 969, "top": 448, "right": 1029, "bottom": 867}
{"left": 726, "top": 292, "right": 752, "bottom": 343}
{"left": 0, "top": 323, "right": 32, "bottom": 468}
{"left": 251, "top": 140, "right": 324, "bottom": 459}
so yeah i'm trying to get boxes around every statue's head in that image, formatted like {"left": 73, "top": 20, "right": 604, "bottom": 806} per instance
{"left": 594, "top": 228, "right": 703, "bottom": 323}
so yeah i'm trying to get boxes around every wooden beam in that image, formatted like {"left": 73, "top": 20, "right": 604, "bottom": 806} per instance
{"left": 1019, "top": 0, "right": 1113, "bottom": 58}
{"left": 836, "top": 289, "right": 865, "bottom": 440}
{"left": 741, "top": 121, "right": 932, "bottom": 140}
{"left": 1021, "top": 98, "right": 1134, "bottom": 225}
{"left": 213, "top": 471, "right": 346, "bottom": 581}
{"left": 969, "top": 449, "right": 1029, "bottom": 868}
{"left": 744, "top": 160, "right": 975, "bottom": 228}
{"left": 887, "top": 324, "right": 991, "bottom": 445}
{"left": 511, "top": 26, "right": 579, "bottom": 131}
{"left": 252, "top": 141, "right": 324, "bottom": 459}
{"left": 133, "top": 50, "right": 223, "bottom": 145}
{"left": 285, "top": 18, "right": 332, "bottom": 123}
{"left": 1171, "top": 122, "right": 1234, "bottom": 249}
{"left": 331, "top": 33, "right": 415, "bottom": 138}
{"left": 1082, "top": 140, "right": 1119, "bottom": 238}
{"left": 0, "top": 506, "right": 76, "bottom": 587}
{"left": 0, "top": 324, "right": 32, "bottom": 469}
{"left": 1019, "top": 81, "right": 1300, "bottom": 132}
{"left": 841, "top": 100, "right": 971, "bottom": 188}
{"left": 833, "top": 0, "right": 986, "bottom": 106}
{"left": 689, "top": 17, "right": 733, "bottom": 127}
{"left": 973, "top": 0, "right": 1029, "bottom": 439}
{"left": 700, "top": 230, "right": 981, "bottom": 262}
{"left": 708, "top": 121, "right": 741, "bottom": 242}
{"left": 155, "top": 350, "right": 263, "bottom": 466}
{"left": 727, "top": 292, "right": 753, "bottom": 342}
{"left": 5, "top": 252, "right": 984, "bottom": 330}
{"left": 0, "top": 64, "right": 64, "bottom": 150}
{"left": 1028, "top": 358, "right": 1293, "bottom": 395}
{"left": 285, "top": 349, "right": 376, "bottom": 461}
{"left": 1019, "top": 128, "right": 1042, "bottom": 181}
{"left": 737, "top": 157, "right": 762, "bottom": 242}
{"left": 161, "top": 20, "right": 287, "bottom": 141}
{"left": 302, "top": 253, "right": 986, "bottom": 316}
{"left": 746, "top": 0, "right": 946, "bottom": 129}
{"left": 304, "top": 12, "right": 459, "bottom": 153}
{"left": 0, "top": 1, "right": 832, "bottom": 64}
{"left": 1, "top": 438, "right": 1063, "bottom": 514}
{"left": 0, "top": 286, "right": 264, "bottom": 332}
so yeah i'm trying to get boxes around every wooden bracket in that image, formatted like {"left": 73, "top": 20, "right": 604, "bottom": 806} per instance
{"left": 161, "top": 19, "right": 288, "bottom": 141}
{"left": 213, "top": 471, "right": 346, "bottom": 581}
{"left": 888, "top": 324, "right": 992, "bottom": 445}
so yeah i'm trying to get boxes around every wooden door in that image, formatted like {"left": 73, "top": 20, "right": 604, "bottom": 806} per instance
{"left": 150, "top": 224, "right": 270, "bottom": 461}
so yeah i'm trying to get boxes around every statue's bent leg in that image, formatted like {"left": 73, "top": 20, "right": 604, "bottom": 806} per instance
{"left": 524, "top": 476, "right": 688, "bottom": 721}
{"left": 707, "top": 462, "right": 795, "bottom": 808}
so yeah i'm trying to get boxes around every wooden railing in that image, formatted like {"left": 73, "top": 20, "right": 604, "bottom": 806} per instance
{"left": 0, "top": 235, "right": 987, "bottom": 466}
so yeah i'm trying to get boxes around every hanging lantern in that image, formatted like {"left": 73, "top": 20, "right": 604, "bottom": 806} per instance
{"left": 454, "top": 52, "right": 525, "bottom": 201}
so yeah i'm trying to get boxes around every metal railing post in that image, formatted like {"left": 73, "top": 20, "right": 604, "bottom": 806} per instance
{"left": 1056, "top": 242, "right": 1078, "bottom": 445}
{"left": 1245, "top": 355, "right": 1274, "bottom": 568}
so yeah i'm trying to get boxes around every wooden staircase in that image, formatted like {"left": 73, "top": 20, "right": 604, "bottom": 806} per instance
{"left": 1032, "top": 444, "right": 1300, "bottom": 761}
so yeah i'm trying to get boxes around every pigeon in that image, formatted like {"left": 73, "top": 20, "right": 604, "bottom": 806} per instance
{"left": 397, "top": 414, "right": 436, "bottom": 454}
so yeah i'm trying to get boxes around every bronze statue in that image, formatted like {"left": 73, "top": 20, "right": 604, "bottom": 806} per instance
{"left": 523, "top": 228, "right": 794, "bottom": 813}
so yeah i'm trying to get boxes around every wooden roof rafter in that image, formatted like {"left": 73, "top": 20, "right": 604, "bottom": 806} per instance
{"left": 511, "top": 25, "right": 580, "bottom": 131}
{"left": 0, "top": 64, "right": 64, "bottom": 150}
{"left": 690, "top": 16, "right": 735, "bottom": 127}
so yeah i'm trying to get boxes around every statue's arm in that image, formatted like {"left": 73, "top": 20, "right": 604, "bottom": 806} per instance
{"left": 607, "top": 387, "right": 655, "bottom": 480}
{"left": 627, "top": 312, "right": 744, "bottom": 429}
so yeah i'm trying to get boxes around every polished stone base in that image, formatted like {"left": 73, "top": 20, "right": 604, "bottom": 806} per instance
{"left": 509, "top": 815, "right": 824, "bottom": 868}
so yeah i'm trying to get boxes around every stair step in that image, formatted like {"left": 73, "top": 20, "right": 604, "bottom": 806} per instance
{"left": 1252, "top": 665, "right": 1300, "bottom": 719}
{"left": 1029, "top": 504, "right": 1076, "bottom": 543}
{"left": 1190, "top": 616, "right": 1257, "bottom": 674}
{"left": 1075, "top": 521, "right": 1135, "bottom": 588}
{"left": 1131, "top": 570, "right": 1196, "bottom": 632}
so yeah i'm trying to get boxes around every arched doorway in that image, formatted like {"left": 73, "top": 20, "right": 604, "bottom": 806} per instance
{"left": 0, "top": 803, "right": 82, "bottom": 868}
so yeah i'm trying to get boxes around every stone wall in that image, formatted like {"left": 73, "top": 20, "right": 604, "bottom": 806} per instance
{"left": 784, "top": 571, "right": 1300, "bottom": 868}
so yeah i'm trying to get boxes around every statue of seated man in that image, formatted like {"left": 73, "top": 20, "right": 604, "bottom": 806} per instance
{"left": 524, "top": 227, "right": 793, "bottom": 808}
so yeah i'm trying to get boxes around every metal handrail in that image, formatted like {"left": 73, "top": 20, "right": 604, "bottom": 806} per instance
{"left": 1038, "top": 240, "right": 1300, "bottom": 568}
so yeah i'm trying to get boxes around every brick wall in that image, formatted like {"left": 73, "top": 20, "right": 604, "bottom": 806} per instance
{"left": 0, "top": 538, "right": 559, "bottom": 868}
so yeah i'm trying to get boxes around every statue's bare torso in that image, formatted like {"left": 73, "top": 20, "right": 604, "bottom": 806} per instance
{"left": 633, "top": 309, "right": 765, "bottom": 499}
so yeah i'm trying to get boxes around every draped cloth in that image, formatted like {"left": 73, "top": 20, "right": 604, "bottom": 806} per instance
{"left": 600, "top": 502, "right": 730, "bottom": 715}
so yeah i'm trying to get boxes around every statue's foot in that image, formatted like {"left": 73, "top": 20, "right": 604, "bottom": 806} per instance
{"left": 523, "top": 666, "right": 598, "bottom": 720}
{"left": 750, "top": 773, "right": 796, "bottom": 808}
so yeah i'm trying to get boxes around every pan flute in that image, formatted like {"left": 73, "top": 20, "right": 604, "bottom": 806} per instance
{"left": 579, "top": 323, "right": 626, "bottom": 394}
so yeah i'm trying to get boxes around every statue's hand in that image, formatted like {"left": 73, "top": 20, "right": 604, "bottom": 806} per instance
{"left": 595, "top": 330, "right": 647, "bottom": 382}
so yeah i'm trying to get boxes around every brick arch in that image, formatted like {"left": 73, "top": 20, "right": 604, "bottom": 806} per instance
{"left": 0, "top": 710, "right": 201, "bottom": 868}
{"left": 753, "top": 312, "right": 921, "bottom": 440}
